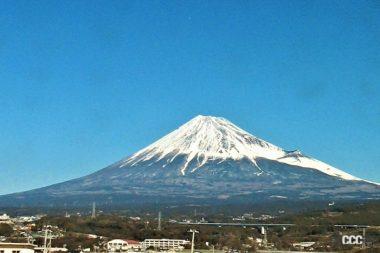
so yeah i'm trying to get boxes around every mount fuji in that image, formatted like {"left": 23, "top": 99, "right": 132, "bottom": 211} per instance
{"left": 1, "top": 115, "right": 379, "bottom": 207}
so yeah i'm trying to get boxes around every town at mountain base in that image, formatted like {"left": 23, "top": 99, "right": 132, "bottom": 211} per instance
{"left": 1, "top": 116, "right": 379, "bottom": 207}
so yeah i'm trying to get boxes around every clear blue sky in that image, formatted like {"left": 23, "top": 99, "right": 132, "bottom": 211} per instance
{"left": 0, "top": 0, "right": 379, "bottom": 194}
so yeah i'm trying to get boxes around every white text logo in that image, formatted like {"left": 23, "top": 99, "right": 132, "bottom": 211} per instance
{"left": 342, "top": 235, "right": 363, "bottom": 245}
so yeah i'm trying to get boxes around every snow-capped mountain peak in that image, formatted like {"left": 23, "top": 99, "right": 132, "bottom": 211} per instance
{"left": 121, "top": 115, "right": 360, "bottom": 180}
{"left": 123, "top": 115, "right": 285, "bottom": 172}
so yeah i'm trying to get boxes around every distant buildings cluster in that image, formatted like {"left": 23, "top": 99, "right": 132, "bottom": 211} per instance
{"left": 0, "top": 238, "right": 190, "bottom": 253}
{"left": 0, "top": 213, "right": 44, "bottom": 225}
{"left": 0, "top": 212, "right": 193, "bottom": 253}
{"left": 106, "top": 238, "right": 190, "bottom": 252}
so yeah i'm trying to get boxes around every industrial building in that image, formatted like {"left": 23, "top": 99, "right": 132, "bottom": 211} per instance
{"left": 141, "top": 239, "right": 190, "bottom": 250}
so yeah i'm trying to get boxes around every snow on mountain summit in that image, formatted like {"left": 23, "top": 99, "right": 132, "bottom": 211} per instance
{"left": 123, "top": 115, "right": 285, "bottom": 171}
{"left": 121, "top": 115, "right": 360, "bottom": 181}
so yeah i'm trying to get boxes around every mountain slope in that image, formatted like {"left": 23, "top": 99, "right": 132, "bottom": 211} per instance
{"left": 120, "top": 115, "right": 359, "bottom": 180}
{"left": 0, "top": 115, "right": 378, "bottom": 207}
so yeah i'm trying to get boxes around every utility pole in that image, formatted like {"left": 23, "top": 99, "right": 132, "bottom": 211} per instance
{"left": 43, "top": 228, "right": 48, "bottom": 253}
{"left": 43, "top": 227, "right": 52, "bottom": 253}
{"left": 91, "top": 202, "right": 96, "bottom": 219}
{"left": 261, "top": 226, "right": 267, "bottom": 248}
{"left": 158, "top": 211, "right": 162, "bottom": 231}
{"left": 188, "top": 229, "right": 199, "bottom": 253}
{"left": 362, "top": 227, "right": 366, "bottom": 249}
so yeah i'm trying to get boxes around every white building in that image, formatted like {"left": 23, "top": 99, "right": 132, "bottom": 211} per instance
{"left": 107, "top": 239, "right": 141, "bottom": 252}
{"left": 292, "top": 241, "right": 315, "bottom": 250}
{"left": 0, "top": 243, "right": 36, "bottom": 253}
{"left": 34, "top": 247, "right": 68, "bottom": 252}
{"left": 141, "top": 239, "right": 190, "bottom": 250}
{"left": 0, "top": 214, "right": 12, "bottom": 225}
